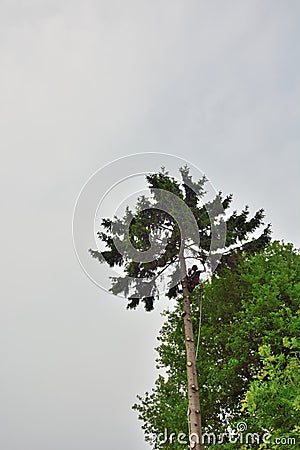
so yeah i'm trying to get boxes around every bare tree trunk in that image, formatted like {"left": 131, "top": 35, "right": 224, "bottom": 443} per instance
{"left": 180, "top": 256, "right": 203, "bottom": 450}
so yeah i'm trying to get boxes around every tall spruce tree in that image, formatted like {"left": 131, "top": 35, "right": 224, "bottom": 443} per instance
{"left": 90, "top": 167, "right": 271, "bottom": 450}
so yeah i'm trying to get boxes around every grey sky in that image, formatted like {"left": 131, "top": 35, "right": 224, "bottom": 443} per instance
{"left": 1, "top": 1, "right": 299, "bottom": 450}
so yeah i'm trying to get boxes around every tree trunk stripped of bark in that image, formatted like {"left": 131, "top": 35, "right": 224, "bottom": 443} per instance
{"left": 181, "top": 272, "right": 204, "bottom": 450}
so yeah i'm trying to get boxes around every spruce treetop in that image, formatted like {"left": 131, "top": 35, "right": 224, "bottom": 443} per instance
{"left": 90, "top": 166, "right": 271, "bottom": 310}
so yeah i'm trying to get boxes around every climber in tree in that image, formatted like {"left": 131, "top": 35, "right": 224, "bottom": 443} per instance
{"left": 187, "top": 264, "right": 204, "bottom": 292}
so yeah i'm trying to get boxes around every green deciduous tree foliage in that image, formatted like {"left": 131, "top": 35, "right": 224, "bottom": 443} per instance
{"left": 242, "top": 339, "right": 300, "bottom": 449}
{"left": 133, "top": 241, "right": 300, "bottom": 449}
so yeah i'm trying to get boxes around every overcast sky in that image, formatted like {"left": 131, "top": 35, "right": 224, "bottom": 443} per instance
{"left": 1, "top": 1, "right": 299, "bottom": 450}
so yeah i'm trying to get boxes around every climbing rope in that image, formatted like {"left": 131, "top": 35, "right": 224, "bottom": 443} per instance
{"left": 195, "top": 284, "right": 202, "bottom": 360}
{"left": 187, "top": 406, "right": 192, "bottom": 446}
